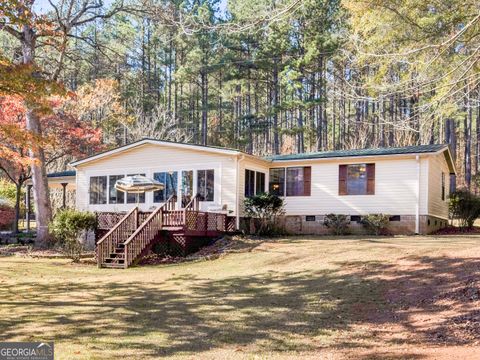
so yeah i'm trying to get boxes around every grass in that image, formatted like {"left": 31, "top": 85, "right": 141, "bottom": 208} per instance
{"left": 1, "top": 235, "right": 480, "bottom": 359}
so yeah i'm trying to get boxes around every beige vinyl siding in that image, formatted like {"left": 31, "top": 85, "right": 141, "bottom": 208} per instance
{"left": 270, "top": 156, "right": 428, "bottom": 216}
{"left": 44, "top": 176, "right": 76, "bottom": 189}
{"left": 75, "top": 143, "right": 238, "bottom": 214}
{"left": 427, "top": 152, "right": 450, "bottom": 219}
{"left": 238, "top": 157, "right": 270, "bottom": 216}
{"left": 72, "top": 141, "right": 449, "bottom": 220}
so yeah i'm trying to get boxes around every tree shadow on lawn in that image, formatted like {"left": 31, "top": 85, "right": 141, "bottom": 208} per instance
{"left": 0, "top": 255, "right": 479, "bottom": 358}
{"left": 337, "top": 255, "right": 480, "bottom": 345}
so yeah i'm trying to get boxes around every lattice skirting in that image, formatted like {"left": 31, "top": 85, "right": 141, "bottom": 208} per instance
{"left": 149, "top": 233, "right": 213, "bottom": 257}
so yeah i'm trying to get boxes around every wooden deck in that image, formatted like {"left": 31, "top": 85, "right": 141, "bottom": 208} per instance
{"left": 95, "top": 195, "right": 236, "bottom": 268}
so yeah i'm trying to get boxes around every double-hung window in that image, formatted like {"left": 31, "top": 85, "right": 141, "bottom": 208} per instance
{"left": 245, "top": 170, "right": 266, "bottom": 197}
{"left": 339, "top": 164, "right": 375, "bottom": 195}
{"left": 268, "top": 167, "right": 311, "bottom": 196}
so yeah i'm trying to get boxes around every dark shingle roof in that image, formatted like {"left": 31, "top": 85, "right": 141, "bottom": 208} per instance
{"left": 266, "top": 144, "right": 448, "bottom": 161}
{"left": 47, "top": 170, "right": 76, "bottom": 178}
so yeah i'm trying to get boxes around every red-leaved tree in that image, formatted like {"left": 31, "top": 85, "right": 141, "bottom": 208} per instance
{"left": 0, "top": 95, "right": 103, "bottom": 234}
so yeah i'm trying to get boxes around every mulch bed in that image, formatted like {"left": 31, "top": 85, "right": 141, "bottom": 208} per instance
{"left": 139, "top": 235, "right": 264, "bottom": 266}
{"left": 433, "top": 226, "right": 480, "bottom": 235}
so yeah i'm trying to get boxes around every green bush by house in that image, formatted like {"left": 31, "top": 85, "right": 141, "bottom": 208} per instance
{"left": 244, "top": 193, "right": 285, "bottom": 235}
{"left": 449, "top": 190, "right": 480, "bottom": 229}
{"left": 49, "top": 209, "right": 97, "bottom": 261}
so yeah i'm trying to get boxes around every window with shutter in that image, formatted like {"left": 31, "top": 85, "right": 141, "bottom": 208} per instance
{"left": 303, "top": 167, "right": 311, "bottom": 196}
{"left": 366, "top": 163, "right": 375, "bottom": 195}
{"left": 269, "top": 167, "right": 311, "bottom": 196}
{"left": 339, "top": 163, "right": 375, "bottom": 195}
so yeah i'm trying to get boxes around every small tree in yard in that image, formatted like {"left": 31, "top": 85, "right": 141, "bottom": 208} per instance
{"left": 244, "top": 193, "right": 285, "bottom": 235}
{"left": 49, "top": 210, "right": 97, "bottom": 262}
{"left": 449, "top": 190, "right": 480, "bottom": 230}
{"left": 361, "top": 214, "right": 390, "bottom": 235}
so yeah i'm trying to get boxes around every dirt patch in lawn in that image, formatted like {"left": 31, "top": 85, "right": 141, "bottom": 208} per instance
{"left": 336, "top": 248, "right": 480, "bottom": 358}
{"left": 0, "top": 244, "right": 94, "bottom": 259}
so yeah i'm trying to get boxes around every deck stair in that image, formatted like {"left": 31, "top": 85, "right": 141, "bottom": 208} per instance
{"left": 97, "top": 195, "right": 233, "bottom": 268}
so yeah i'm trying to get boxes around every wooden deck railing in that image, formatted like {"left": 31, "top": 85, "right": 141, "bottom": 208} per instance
{"left": 97, "top": 211, "right": 128, "bottom": 230}
{"left": 123, "top": 195, "right": 176, "bottom": 268}
{"left": 163, "top": 210, "right": 184, "bottom": 227}
{"left": 96, "top": 207, "right": 138, "bottom": 267}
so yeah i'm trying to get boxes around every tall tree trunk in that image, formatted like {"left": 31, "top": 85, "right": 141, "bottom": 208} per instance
{"left": 201, "top": 69, "right": 208, "bottom": 145}
{"left": 446, "top": 118, "right": 457, "bottom": 193}
{"left": 26, "top": 109, "right": 52, "bottom": 243}
{"left": 465, "top": 88, "right": 472, "bottom": 189}
{"left": 272, "top": 61, "right": 280, "bottom": 154}
{"left": 13, "top": 182, "right": 22, "bottom": 234}
{"left": 22, "top": 25, "right": 52, "bottom": 244}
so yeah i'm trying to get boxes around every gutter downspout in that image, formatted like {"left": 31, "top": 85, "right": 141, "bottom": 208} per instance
{"left": 236, "top": 154, "right": 245, "bottom": 230}
{"left": 415, "top": 155, "right": 420, "bottom": 234}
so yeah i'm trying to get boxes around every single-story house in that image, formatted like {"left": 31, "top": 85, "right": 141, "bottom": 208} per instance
{"left": 42, "top": 139, "right": 456, "bottom": 235}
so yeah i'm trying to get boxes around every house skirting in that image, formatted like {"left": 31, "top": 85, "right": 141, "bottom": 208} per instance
{"left": 241, "top": 214, "right": 448, "bottom": 236}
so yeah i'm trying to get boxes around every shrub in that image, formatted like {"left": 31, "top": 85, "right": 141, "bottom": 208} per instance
{"left": 0, "top": 200, "right": 15, "bottom": 230}
{"left": 361, "top": 214, "right": 390, "bottom": 235}
{"left": 323, "top": 214, "right": 350, "bottom": 235}
{"left": 0, "top": 179, "right": 17, "bottom": 206}
{"left": 449, "top": 190, "right": 480, "bottom": 229}
{"left": 49, "top": 209, "right": 97, "bottom": 262}
{"left": 244, "top": 193, "right": 285, "bottom": 235}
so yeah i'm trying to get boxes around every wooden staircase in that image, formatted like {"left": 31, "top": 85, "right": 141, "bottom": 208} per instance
{"left": 96, "top": 195, "right": 232, "bottom": 269}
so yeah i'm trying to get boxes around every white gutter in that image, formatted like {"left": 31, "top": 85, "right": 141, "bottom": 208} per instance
{"left": 415, "top": 155, "right": 420, "bottom": 234}
{"left": 235, "top": 154, "right": 245, "bottom": 230}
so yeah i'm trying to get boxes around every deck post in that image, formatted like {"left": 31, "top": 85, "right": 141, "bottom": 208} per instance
{"left": 134, "top": 207, "right": 139, "bottom": 228}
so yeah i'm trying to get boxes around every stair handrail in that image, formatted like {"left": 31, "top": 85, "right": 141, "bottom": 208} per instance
{"left": 184, "top": 193, "right": 200, "bottom": 211}
{"left": 166, "top": 194, "right": 177, "bottom": 211}
{"left": 97, "top": 206, "right": 138, "bottom": 267}
{"left": 123, "top": 195, "right": 175, "bottom": 268}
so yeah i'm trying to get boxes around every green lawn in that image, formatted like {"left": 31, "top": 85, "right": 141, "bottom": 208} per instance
{"left": 1, "top": 235, "right": 480, "bottom": 359}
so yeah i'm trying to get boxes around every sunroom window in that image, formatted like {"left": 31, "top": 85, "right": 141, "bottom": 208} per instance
{"left": 108, "top": 175, "right": 125, "bottom": 204}
{"left": 126, "top": 173, "right": 146, "bottom": 203}
{"left": 197, "top": 169, "right": 214, "bottom": 201}
{"left": 153, "top": 171, "right": 178, "bottom": 203}
{"left": 89, "top": 176, "right": 107, "bottom": 204}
